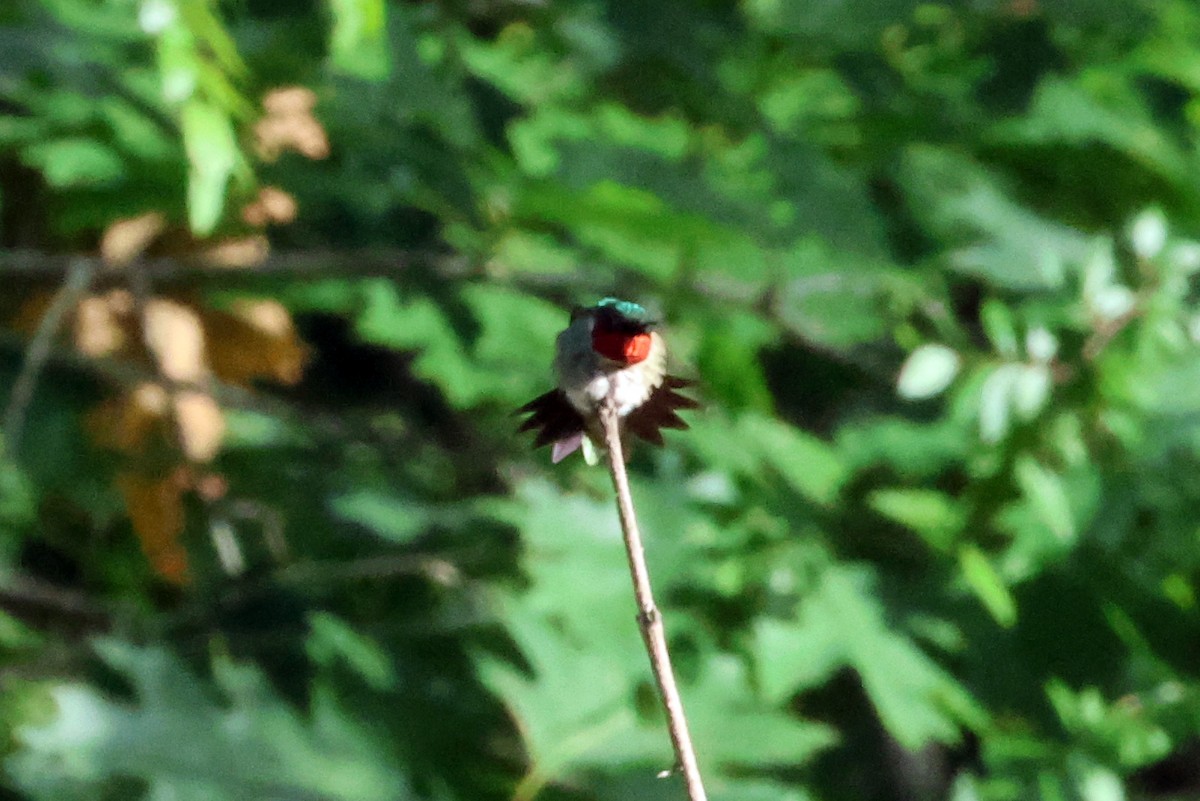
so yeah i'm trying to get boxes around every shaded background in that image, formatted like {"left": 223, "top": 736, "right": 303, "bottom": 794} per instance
{"left": 2, "top": 1, "right": 1200, "bottom": 799}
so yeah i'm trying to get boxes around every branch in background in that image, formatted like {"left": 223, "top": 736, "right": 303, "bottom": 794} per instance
{"left": 0, "top": 330, "right": 350, "bottom": 439}
{"left": 0, "top": 249, "right": 889, "bottom": 403}
{"left": 0, "top": 247, "right": 862, "bottom": 376}
{"left": 0, "top": 576, "right": 114, "bottom": 637}
{"left": 598, "top": 397, "right": 707, "bottom": 801}
{"left": 0, "top": 248, "right": 473, "bottom": 284}
{"left": 3, "top": 258, "right": 95, "bottom": 454}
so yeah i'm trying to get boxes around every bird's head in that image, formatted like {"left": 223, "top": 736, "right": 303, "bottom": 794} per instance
{"left": 572, "top": 298, "right": 657, "bottom": 365}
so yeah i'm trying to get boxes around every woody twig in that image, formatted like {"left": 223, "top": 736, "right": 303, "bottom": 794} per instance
{"left": 598, "top": 396, "right": 707, "bottom": 801}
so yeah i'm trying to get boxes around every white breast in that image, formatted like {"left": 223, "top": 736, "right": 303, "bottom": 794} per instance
{"left": 554, "top": 320, "right": 665, "bottom": 417}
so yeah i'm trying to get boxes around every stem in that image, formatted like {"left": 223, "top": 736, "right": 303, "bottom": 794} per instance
{"left": 598, "top": 398, "right": 707, "bottom": 801}
{"left": 3, "top": 258, "right": 95, "bottom": 454}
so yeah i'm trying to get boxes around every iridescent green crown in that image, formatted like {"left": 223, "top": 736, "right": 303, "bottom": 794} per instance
{"left": 596, "top": 297, "right": 648, "bottom": 320}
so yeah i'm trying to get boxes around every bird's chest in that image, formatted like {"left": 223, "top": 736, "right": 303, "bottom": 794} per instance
{"left": 555, "top": 326, "right": 660, "bottom": 417}
{"left": 571, "top": 366, "right": 653, "bottom": 416}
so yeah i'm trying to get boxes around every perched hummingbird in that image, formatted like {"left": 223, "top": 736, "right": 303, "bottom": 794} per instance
{"left": 518, "top": 298, "right": 698, "bottom": 463}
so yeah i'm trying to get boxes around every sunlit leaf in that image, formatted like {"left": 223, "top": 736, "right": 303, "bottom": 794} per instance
{"left": 307, "top": 612, "right": 396, "bottom": 690}
{"left": 21, "top": 138, "right": 125, "bottom": 188}
{"left": 869, "top": 488, "right": 964, "bottom": 551}
{"left": 977, "top": 365, "right": 1012, "bottom": 442}
{"left": 899, "top": 146, "right": 1090, "bottom": 290}
{"left": 898, "top": 344, "right": 961, "bottom": 400}
{"left": 1013, "top": 456, "right": 1075, "bottom": 543}
{"left": 981, "top": 300, "right": 1019, "bottom": 359}
{"left": 329, "top": 0, "right": 391, "bottom": 80}
{"left": 959, "top": 545, "right": 1017, "bottom": 627}
{"left": 1013, "top": 364, "right": 1052, "bottom": 420}
{"left": 736, "top": 414, "right": 847, "bottom": 505}
{"left": 181, "top": 99, "right": 237, "bottom": 234}
{"left": 1129, "top": 208, "right": 1167, "bottom": 260}
{"left": 330, "top": 490, "right": 432, "bottom": 543}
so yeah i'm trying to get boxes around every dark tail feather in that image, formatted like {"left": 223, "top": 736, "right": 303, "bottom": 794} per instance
{"left": 519, "top": 377, "right": 698, "bottom": 457}
{"left": 660, "top": 377, "right": 701, "bottom": 410}
{"left": 624, "top": 375, "right": 700, "bottom": 446}
{"left": 517, "top": 389, "right": 586, "bottom": 449}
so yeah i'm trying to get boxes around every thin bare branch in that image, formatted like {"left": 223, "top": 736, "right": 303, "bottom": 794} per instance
{"left": 3, "top": 258, "right": 95, "bottom": 453}
{"left": 0, "top": 248, "right": 472, "bottom": 284}
{"left": 598, "top": 397, "right": 707, "bottom": 801}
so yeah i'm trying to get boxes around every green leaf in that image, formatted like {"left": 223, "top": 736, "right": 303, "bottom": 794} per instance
{"left": 222, "top": 409, "right": 304, "bottom": 448}
{"left": 329, "top": 0, "right": 391, "bottom": 79}
{"left": 492, "top": 230, "right": 579, "bottom": 275}
{"left": 181, "top": 100, "right": 237, "bottom": 234}
{"left": 354, "top": 281, "right": 476, "bottom": 402}
{"left": 156, "top": 20, "right": 199, "bottom": 102}
{"left": 307, "top": 612, "right": 396, "bottom": 690}
{"left": 979, "top": 364, "right": 1021, "bottom": 443}
{"left": 21, "top": 138, "right": 125, "bottom": 188}
{"left": 485, "top": 479, "right": 835, "bottom": 786}
{"left": 1013, "top": 364, "right": 1052, "bottom": 421}
{"left": 101, "top": 97, "right": 175, "bottom": 161}
{"left": 685, "top": 655, "right": 836, "bottom": 767}
{"left": 869, "top": 488, "right": 964, "bottom": 552}
{"left": 355, "top": 281, "right": 564, "bottom": 408}
{"left": 993, "top": 77, "right": 1189, "bottom": 181}
{"left": 837, "top": 416, "right": 968, "bottom": 477}
{"left": 753, "top": 565, "right": 986, "bottom": 748}
{"left": 487, "top": 479, "right": 634, "bottom": 648}
{"left": 981, "top": 300, "right": 1019, "bottom": 358}
{"left": 897, "top": 344, "right": 961, "bottom": 400}
{"left": 476, "top": 482, "right": 666, "bottom": 782}
{"left": 775, "top": 240, "right": 890, "bottom": 349}
{"left": 899, "top": 146, "right": 1090, "bottom": 290}
{"left": 1014, "top": 456, "right": 1076, "bottom": 543}
{"left": 475, "top": 612, "right": 668, "bottom": 781}
{"left": 694, "top": 311, "right": 776, "bottom": 412}
{"left": 459, "top": 24, "right": 587, "bottom": 105}
{"left": 753, "top": 616, "right": 844, "bottom": 703}
{"left": 9, "top": 641, "right": 410, "bottom": 801}
{"left": 736, "top": 414, "right": 847, "bottom": 505}
{"left": 745, "top": 0, "right": 921, "bottom": 46}
{"left": 958, "top": 545, "right": 1017, "bottom": 628}
{"left": 462, "top": 283, "right": 572, "bottom": 406}
{"left": 330, "top": 490, "right": 432, "bottom": 543}
{"left": 516, "top": 180, "right": 684, "bottom": 280}
{"left": 0, "top": 448, "right": 36, "bottom": 539}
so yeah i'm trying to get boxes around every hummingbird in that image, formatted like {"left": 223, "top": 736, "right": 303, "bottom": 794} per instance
{"left": 518, "top": 297, "right": 698, "bottom": 464}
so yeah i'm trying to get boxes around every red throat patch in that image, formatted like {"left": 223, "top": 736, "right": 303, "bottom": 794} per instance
{"left": 592, "top": 331, "right": 652, "bottom": 364}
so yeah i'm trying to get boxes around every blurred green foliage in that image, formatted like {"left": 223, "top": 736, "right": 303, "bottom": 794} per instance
{"left": 4, "top": 1, "right": 1200, "bottom": 800}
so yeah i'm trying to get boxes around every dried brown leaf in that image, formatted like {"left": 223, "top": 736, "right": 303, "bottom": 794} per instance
{"left": 100, "top": 212, "right": 167, "bottom": 267}
{"left": 74, "top": 296, "right": 126, "bottom": 356}
{"left": 242, "top": 186, "right": 298, "bottom": 227}
{"left": 204, "top": 299, "right": 308, "bottom": 386}
{"left": 87, "top": 383, "right": 169, "bottom": 455}
{"left": 143, "top": 299, "right": 208, "bottom": 382}
{"left": 195, "top": 235, "right": 270, "bottom": 268}
{"left": 116, "top": 470, "right": 190, "bottom": 584}
{"left": 255, "top": 86, "right": 329, "bottom": 161}
{"left": 173, "top": 390, "right": 225, "bottom": 462}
